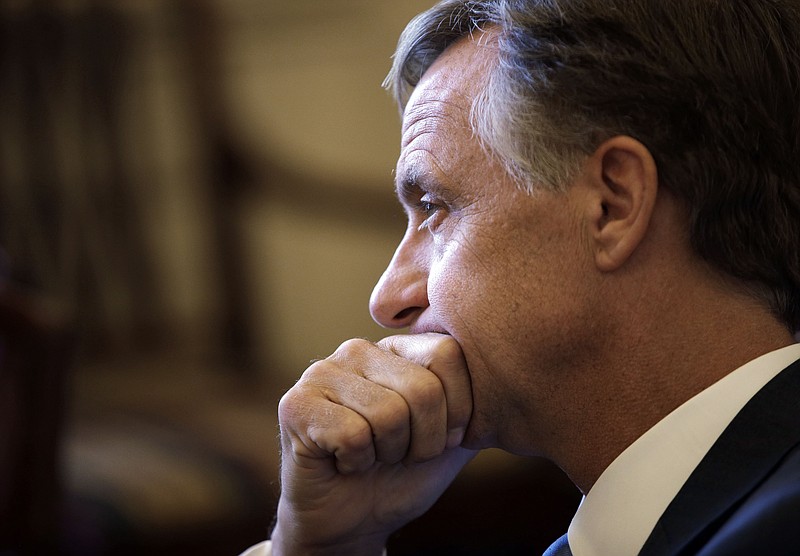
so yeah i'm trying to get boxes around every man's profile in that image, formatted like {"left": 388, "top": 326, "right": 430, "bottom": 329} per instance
{"left": 244, "top": 0, "right": 800, "bottom": 554}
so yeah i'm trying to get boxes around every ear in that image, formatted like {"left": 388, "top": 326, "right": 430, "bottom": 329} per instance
{"left": 585, "top": 136, "right": 658, "bottom": 272}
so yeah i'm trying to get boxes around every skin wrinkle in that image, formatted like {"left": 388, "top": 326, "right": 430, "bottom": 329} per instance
{"left": 399, "top": 167, "right": 476, "bottom": 223}
{"left": 402, "top": 96, "right": 469, "bottom": 142}
{"left": 445, "top": 226, "right": 494, "bottom": 275}
{"left": 395, "top": 157, "right": 476, "bottom": 223}
{"left": 396, "top": 164, "right": 450, "bottom": 211}
{"left": 399, "top": 149, "right": 450, "bottom": 195}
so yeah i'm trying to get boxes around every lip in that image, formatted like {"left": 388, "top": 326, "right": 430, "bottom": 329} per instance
{"left": 408, "top": 321, "right": 450, "bottom": 336}
{"left": 409, "top": 328, "right": 451, "bottom": 336}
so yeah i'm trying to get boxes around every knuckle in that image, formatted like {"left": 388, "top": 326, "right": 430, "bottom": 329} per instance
{"left": 371, "top": 395, "right": 410, "bottom": 437}
{"left": 277, "top": 387, "right": 320, "bottom": 440}
{"left": 334, "top": 337, "right": 373, "bottom": 358}
{"left": 277, "top": 387, "right": 303, "bottom": 424}
{"left": 334, "top": 418, "right": 374, "bottom": 455}
{"left": 405, "top": 372, "right": 445, "bottom": 409}
{"left": 301, "top": 358, "right": 337, "bottom": 383}
{"left": 375, "top": 334, "right": 401, "bottom": 352}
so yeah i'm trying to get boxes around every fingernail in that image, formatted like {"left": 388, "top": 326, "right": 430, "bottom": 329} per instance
{"left": 447, "top": 427, "right": 465, "bottom": 449}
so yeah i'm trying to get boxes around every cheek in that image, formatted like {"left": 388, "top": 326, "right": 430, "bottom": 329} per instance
{"left": 426, "top": 240, "right": 463, "bottom": 312}
{"left": 427, "top": 237, "right": 476, "bottom": 308}
{"left": 426, "top": 234, "right": 514, "bottom": 329}
{"left": 427, "top": 220, "right": 587, "bottom": 349}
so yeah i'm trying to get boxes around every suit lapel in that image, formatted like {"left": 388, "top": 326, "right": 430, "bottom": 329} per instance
{"left": 640, "top": 357, "right": 800, "bottom": 556}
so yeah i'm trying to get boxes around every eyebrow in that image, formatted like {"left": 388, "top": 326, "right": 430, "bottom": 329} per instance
{"left": 395, "top": 172, "right": 421, "bottom": 207}
{"left": 395, "top": 169, "right": 452, "bottom": 207}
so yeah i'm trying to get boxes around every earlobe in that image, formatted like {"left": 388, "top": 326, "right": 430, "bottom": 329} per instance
{"left": 589, "top": 136, "right": 658, "bottom": 272}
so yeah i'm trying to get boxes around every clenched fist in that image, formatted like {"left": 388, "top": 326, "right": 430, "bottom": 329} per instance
{"left": 271, "top": 333, "right": 475, "bottom": 556}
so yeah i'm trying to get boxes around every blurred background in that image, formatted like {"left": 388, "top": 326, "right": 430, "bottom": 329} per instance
{"left": 0, "top": 0, "right": 579, "bottom": 554}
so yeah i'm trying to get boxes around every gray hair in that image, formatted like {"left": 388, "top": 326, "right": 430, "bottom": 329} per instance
{"left": 384, "top": 0, "right": 595, "bottom": 191}
{"left": 385, "top": 0, "right": 800, "bottom": 332}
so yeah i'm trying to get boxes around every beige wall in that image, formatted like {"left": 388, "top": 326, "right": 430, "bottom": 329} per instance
{"left": 222, "top": 1, "right": 433, "bottom": 183}
{"left": 105, "top": 1, "right": 438, "bottom": 383}
{"left": 215, "top": 1, "right": 436, "bottom": 384}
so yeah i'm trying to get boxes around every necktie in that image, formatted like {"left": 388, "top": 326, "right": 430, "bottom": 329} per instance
{"left": 543, "top": 533, "right": 573, "bottom": 556}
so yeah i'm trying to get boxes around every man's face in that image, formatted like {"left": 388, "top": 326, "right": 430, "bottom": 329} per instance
{"left": 370, "top": 33, "right": 601, "bottom": 455}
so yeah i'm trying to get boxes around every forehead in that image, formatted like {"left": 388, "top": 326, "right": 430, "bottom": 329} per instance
{"left": 401, "top": 31, "right": 499, "bottom": 144}
{"left": 397, "top": 32, "right": 501, "bottom": 198}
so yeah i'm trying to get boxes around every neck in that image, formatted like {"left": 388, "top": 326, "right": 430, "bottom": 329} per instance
{"left": 553, "top": 274, "right": 795, "bottom": 494}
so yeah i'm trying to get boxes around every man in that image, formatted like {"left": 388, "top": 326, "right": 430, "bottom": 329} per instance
{"left": 245, "top": 0, "right": 800, "bottom": 554}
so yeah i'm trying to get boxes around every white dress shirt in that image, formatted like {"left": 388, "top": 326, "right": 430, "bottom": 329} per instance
{"left": 241, "top": 343, "right": 800, "bottom": 556}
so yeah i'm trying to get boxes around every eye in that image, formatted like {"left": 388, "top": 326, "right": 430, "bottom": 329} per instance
{"left": 417, "top": 194, "right": 446, "bottom": 232}
{"left": 422, "top": 200, "right": 438, "bottom": 217}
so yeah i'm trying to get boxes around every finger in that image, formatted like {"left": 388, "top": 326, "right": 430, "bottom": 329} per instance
{"left": 297, "top": 352, "right": 414, "bottom": 465}
{"left": 378, "top": 333, "right": 473, "bottom": 449}
{"left": 332, "top": 339, "right": 449, "bottom": 463}
{"left": 374, "top": 356, "right": 448, "bottom": 463}
{"left": 279, "top": 375, "right": 380, "bottom": 475}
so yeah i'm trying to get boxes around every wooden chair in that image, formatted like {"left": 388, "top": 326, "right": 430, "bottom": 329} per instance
{"left": 0, "top": 285, "right": 72, "bottom": 554}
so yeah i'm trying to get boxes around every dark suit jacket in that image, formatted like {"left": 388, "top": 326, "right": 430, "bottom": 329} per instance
{"left": 639, "top": 357, "right": 800, "bottom": 555}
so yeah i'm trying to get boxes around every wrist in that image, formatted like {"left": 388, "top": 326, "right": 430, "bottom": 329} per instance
{"left": 270, "top": 518, "right": 387, "bottom": 556}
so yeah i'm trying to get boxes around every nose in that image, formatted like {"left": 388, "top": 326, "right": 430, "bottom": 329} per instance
{"left": 369, "top": 230, "right": 429, "bottom": 329}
